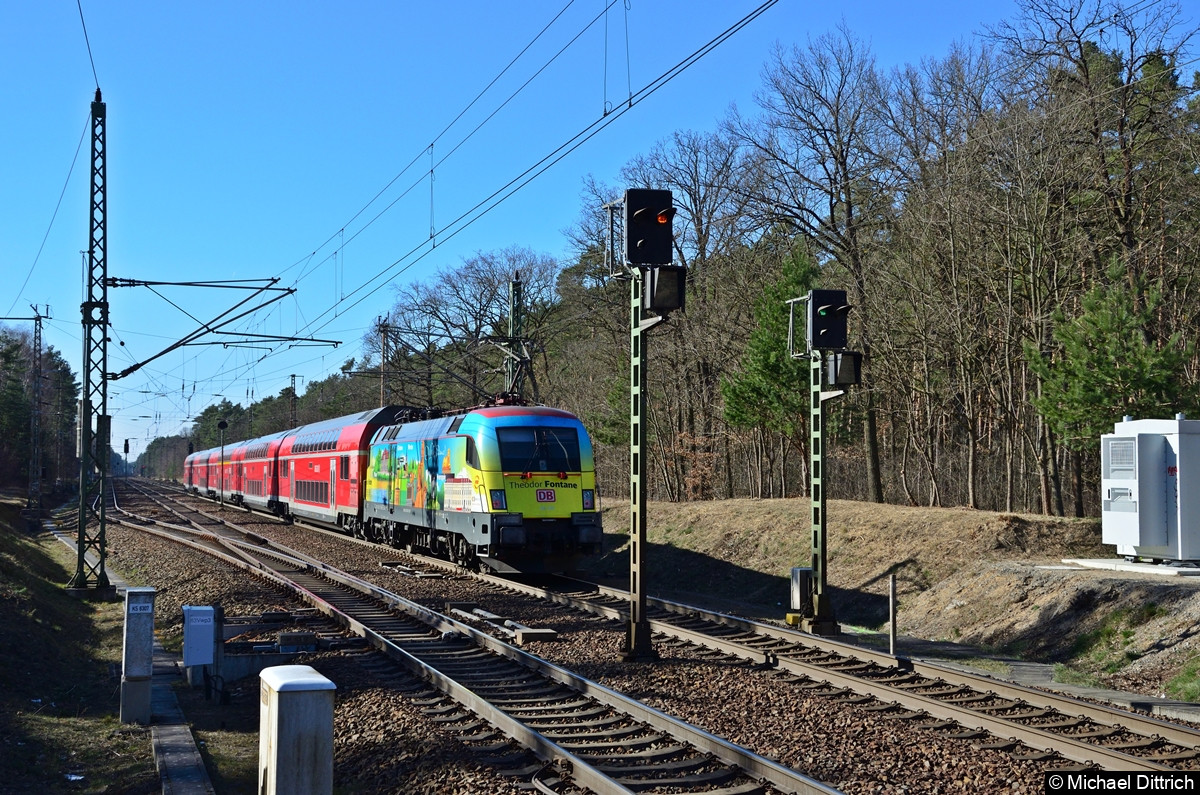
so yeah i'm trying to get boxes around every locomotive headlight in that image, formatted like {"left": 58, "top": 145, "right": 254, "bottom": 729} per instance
{"left": 490, "top": 489, "right": 507, "bottom": 510}
{"left": 582, "top": 490, "right": 594, "bottom": 510}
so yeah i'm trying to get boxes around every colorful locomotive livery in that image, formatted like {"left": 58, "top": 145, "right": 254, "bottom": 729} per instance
{"left": 183, "top": 404, "right": 602, "bottom": 574}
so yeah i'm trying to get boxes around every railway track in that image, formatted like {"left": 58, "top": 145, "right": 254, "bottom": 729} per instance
{"left": 111, "top": 481, "right": 842, "bottom": 795}
{"left": 461, "top": 564, "right": 1200, "bottom": 772}
{"left": 121, "top": 480, "right": 1200, "bottom": 777}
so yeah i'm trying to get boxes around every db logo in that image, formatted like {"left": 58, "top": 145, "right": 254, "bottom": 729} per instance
{"left": 536, "top": 489, "right": 556, "bottom": 503}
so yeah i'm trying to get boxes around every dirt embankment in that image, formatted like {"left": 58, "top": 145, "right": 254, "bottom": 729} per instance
{"left": 587, "top": 498, "right": 1200, "bottom": 695}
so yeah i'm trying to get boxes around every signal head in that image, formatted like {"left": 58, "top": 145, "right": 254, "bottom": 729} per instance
{"left": 624, "top": 188, "right": 675, "bottom": 265}
{"left": 806, "top": 288, "right": 852, "bottom": 350}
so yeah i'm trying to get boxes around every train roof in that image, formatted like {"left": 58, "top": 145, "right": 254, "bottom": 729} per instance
{"left": 470, "top": 405, "right": 579, "bottom": 419}
{"left": 184, "top": 446, "right": 221, "bottom": 463}
{"left": 283, "top": 405, "right": 420, "bottom": 435}
{"left": 370, "top": 404, "right": 586, "bottom": 445}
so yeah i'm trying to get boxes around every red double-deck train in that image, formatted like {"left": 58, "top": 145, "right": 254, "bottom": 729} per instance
{"left": 183, "top": 404, "right": 602, "bottom": 573}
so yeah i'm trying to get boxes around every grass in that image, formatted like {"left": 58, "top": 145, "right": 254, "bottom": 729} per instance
{"left": 0, "top": 499, "right": 159, "bottom": 793}
{"left": 1165, "top": 655, "right": 1200, "bottom": 702}
{"left": 0, "top": 499, "right": 262, "bottom": 793}
{"left": 172, "top": 681, "right": 260, "bottom": 792}
{"left": 1069, "top": 603, "right": 1168, "bottom": 674}
{"left": 1052, "top": 663, "right": 1102, "bottom": 688}
{"left": 956, "top": 657, "right": 1012, "bottom": 676}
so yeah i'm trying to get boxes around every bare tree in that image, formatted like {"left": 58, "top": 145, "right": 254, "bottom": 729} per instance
{"left": 377, "top": 247, "right": 560, "bottom": 409}
{"left": 991, "top": 0, "right": 1199, "bottom": 298}
{"left": 621, "top": 129, "right": 765, "bottom": 499}
{"left": 730, "top": 25, "right": 892, "bottom": 502}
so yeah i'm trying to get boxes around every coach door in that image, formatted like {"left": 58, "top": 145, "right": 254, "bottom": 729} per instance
{"left": 330, "top": 457, "right": 337, "bottom": 507}
{"left": 344, "top": 455, "right": 356, "bottom": 505}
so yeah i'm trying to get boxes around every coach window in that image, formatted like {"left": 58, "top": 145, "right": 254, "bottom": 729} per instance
{"left": 340, "top": 455, "right": 350, "bottom": 480}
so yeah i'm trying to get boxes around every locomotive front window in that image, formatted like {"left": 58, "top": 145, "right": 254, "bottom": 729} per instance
{"left": 496, "top": 426, "right": 580, "bottom": 472}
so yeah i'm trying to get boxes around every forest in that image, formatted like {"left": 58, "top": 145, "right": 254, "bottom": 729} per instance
{"left": 5, "top": 0, "right": 1198, "bottom": 519}
{"left": 0, "top": 326, "right": 81, "bottom": 499}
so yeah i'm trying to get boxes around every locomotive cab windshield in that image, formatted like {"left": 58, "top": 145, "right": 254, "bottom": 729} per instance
{"left": 496, "top": 426, "right": 581, "bottom": 473}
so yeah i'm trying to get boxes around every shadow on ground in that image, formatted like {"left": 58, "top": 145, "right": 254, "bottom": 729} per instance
{"left": 578, "top": 532, "right": 889, "bottom": 628}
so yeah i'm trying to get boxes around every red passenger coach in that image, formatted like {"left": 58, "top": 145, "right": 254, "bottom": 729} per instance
{"left": 277, "top": 407, "right": 410, "bottom": 531}
{"left": 237, "top": 430, "right": 291, "bottom": 514}
{"left": 221, "top": 441, "right": 249, "bottom": 504}
{"left": 184, "top": 448, "right": 209, "bottom": 494}
{"left": 184, "top": 447, "right": 224, "bottom": 498}
{"left": 206, "top": 448, "right": 223, "bottom": 497}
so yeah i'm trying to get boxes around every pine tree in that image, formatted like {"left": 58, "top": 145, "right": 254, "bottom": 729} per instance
{"left": 721, "top": 243, "right": 818, "bottom": 437}
{"left": 0, "top": 334, "right": 32, "bottom": 485}
{"left": 1027, "top": 265, "right": 1199, "bottom": 449}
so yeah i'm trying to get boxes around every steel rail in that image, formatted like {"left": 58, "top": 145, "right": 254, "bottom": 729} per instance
{"left": 140, "top": 485, "right": 1200, "bottom": 768}
{"left": 110, "top": 499, "right": 841, "bottom": 795}
{"left": 271, "top": 545, "right": 841, "bottom": 795}
{"left": 768, "top": 654, "right": 1171, "bottom": 771}
{"left": 448, "top": 571, "right": 1196, "bottom": 770}
{"left": 110, "top": 513, "right": 638, "bottom": 794}
{"left": 639, "top": 592, "right": 1200, "bottom": 753}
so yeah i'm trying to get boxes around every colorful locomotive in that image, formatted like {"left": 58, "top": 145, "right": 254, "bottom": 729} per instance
{"left": 183, "top": 404, "right": 602, "bottom": 573}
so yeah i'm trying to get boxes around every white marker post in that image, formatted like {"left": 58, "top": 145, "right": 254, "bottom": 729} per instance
{"left": 259, "top": 665, "right": 336, "bottom": 795}
{"left": 120, "top": 586, "right": 156, "bottom": 724}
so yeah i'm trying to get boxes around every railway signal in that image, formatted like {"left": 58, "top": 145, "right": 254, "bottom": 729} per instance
{"left": 623, "top": 188, "right": 675, "bottom": 266}
{"left": 786, "top": 288, "right": 864, "bottom": 636}
{"left": 806, "top": 289, "right": 852, "bottom": 350}
{"left": 605, "top": 187, "right": 687, "bottom": 661}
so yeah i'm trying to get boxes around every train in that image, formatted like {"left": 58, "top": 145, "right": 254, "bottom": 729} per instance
{"left": 182, "top": 404, "right": 602, "bottom": 574}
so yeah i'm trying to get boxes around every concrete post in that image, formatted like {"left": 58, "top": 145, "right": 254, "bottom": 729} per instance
{"left": 120, "top": 586, "right": 156, "bottom": 724}
{"left": 889, "top": 574, "right": 897, "bottom": 657}
{"left": 258, "top": 665, "right": 335, "bottom": 795}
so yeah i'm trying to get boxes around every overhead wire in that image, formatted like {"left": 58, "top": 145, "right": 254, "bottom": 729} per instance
{"left": 6, "top": 116, "right": 90, "bottom": 316}
{"left": 432, "top": 1, "right": 622, "bottom": 171}
{"left": 135, "top": 1, "right": 782, "bottom": 426}
{"left": 130, "top": 1, "right": 625, "bottom": 410}
{"left": 272, "top": 0, "right": 586, "bottom": 287}
{"left": 178, "top": 2, "right": 603, "bottom": 404}
{"left": 295, "top": 0, "right": 781, "bottom": 339}
{"left": 75, "top": 0, "right": 100, "bottom": 89}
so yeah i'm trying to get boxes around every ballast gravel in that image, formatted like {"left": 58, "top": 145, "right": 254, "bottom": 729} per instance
{"left": 103, "top": 504, "right": 1075, "bottom": 794}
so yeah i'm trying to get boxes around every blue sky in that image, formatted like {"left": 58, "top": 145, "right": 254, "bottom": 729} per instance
{"left": 2, "top": 0, "right": 1141, "bottom": 456}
